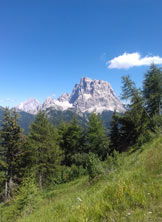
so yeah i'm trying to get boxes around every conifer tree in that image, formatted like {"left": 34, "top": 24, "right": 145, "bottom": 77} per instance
{"left": 0, "top": 108, "right": 24, "bottom": 201}
{"left": 58, "top": 116, "right": 84, "bottom": 166}
{"left": 109, "top": 110, "right": 120, "bottom": 153}
{"left": 28, "top": 111, "right": 62, "bottom": 190}
{"left": 85, "top": 113, "right": 109, "bottom": 160}
{"left": 118, "top": 76, "right": 149, "bottom": 151}
{"left": 143, "top": 64, "right": 162, "bottom": 117}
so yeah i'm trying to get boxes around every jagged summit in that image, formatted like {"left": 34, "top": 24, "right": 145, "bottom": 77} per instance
{"left": 16, "top": 98, "right": 42, "bottom": 114}
{"left": 69, "top": 77, "right": 125, "bottom": 113}
{"left": 15, "top": 77, "right": 125, "bottom": 114}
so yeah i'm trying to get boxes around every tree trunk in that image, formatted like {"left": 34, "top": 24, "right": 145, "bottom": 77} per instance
{"left": 4, "top": 179, "right": 8, "bottom": 201}
{"left": 8, "top": 176, "right": 14, "bottom": 199}
{"left": 39, "top": 173, "right": 43, "bottom": 191}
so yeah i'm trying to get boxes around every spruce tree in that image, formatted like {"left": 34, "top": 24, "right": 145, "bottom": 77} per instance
{"left": 85, "top": 113, "right": 109, "bottom": 160}
{"left": 58, "top": 116, "right": 84, "bottom": 166}
{"left": 109, "top": 110, "right": 120, "bottom": 153}
{"left": 0, "top": 108, "right": 24, "bottom": 201}
{"left": 143, "top": 64, "right": 162, "bottom": 117}
{"left": 118, "top": 76, "right": 149, "bottom": 151}
{"left": 28, "top": 111, "right": 62, "bottom": 190}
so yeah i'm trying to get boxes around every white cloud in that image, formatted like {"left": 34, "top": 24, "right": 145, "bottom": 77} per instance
{"left": 107, "top": 52, "right": 162, "bottom": 69}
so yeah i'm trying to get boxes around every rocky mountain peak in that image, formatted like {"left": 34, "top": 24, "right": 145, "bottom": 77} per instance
{"left": 42, "top": 97, "right": 56, "bottom": 110}
{"left": 16, "top": 98, "right": 42, "bottom": 114}
{"left": 58, "top": 93, "right": 70, "bottom": 102}
{"left": 69, "top": 77, "right": 125, "bottom": 113}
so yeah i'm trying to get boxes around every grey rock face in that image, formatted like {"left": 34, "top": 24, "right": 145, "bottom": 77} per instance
{"left": 69, "top": 77, "right": 125, "bottom": 113}
{"left": 58, "top": 93, "right": 70, "bottom": 102}
{"left": 42, "top": 97, "right": 59, "bottom": 110}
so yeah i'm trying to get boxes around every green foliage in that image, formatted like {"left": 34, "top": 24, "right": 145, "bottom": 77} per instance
{"left": 13, "top": 176, "right": 41, "bottom": 215}
{"left": 71, "top": 152, "right": 90, "bottom": 168}
{"left": 61, "top": 165, "right": 86, "bottom": 183}
{"left": 109, "top": 110, "right": 120, "bottom": 153}
{"left": 28, "top": 111, "right": 62, "bottom": 189}
{"left": 58, "top": 117, "right": 84, "bottom": 166}
{"left": 48, "top": 109, "right": 88, "bottom": 129}
{"left": 110, "top": 75, "right": 150, "bottom": 152}
{"left": 143, "top": 64, "right": 162, "bottom": 117}
{"left": 86, "top": 113, "right": 109, "bottom": 160}
{"left": 151, "top": 114, "right": 162, "bottom": 133}
{"left": 121, "top": 75, "right": 137, "bottom": 101}
{"left": 0, "top": 176, "right": 41, "bottom": 222}
{"left": 86, "top": 153, "right": 104, "bottom": 181}
{"left": 51, "top": 164, "right": 86, "bottom": 184}
{"left": 0, "top": 108, "right": 25, "bottom": 201}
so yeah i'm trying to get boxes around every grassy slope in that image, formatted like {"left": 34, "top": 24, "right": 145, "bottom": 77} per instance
{"left": 1, "top": 136, "right": 162, "bottom": 222}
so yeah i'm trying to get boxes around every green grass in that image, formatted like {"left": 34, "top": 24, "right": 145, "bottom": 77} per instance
{"left": 1, "top": 136, "right": 162, "bottom": 222}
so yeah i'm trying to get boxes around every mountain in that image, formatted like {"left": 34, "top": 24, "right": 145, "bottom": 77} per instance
{"left": 69, "top": 77, "right": 125, "bottom": 113}
{"left": 42, "top": 96, "right": 73, "bottom": 111}
{"left": 16, "top": 77, "right": 125, "bottom": 114}
{"left": 16, "top": 98, "right": 42, "bottom": 114}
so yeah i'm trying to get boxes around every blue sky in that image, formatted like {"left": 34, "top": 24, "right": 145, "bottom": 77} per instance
{"left": 0, "top": 0, "right": 162, "bottom": 107}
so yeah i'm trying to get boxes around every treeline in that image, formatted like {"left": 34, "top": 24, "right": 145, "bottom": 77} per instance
{"left": 0, "top": 64, "right": 161, "bottom": 202}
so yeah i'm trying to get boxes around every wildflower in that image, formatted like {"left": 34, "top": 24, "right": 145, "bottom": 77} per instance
{"left": 148, "top": 211, "right": 152, "bottom": 214}
{"left": 77, "top": 197, "right": 82, "bottom": 202}
{"left": 127, "top": 212, "right": 131, "bottom": 216}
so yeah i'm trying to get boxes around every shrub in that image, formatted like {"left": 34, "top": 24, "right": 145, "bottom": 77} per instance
{"left": 53, "top": 165, "right": 86, "bottom": 184}
{"left": 86, "top": 153, "right": 104, "bottom": 181}
{"left": 14, "top": 176, "right": 41, "bottom": 215}
{"left": 0, "top": 176, "right": 41, "bottom": 222}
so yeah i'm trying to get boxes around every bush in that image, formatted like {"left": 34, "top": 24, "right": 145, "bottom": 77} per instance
{"left": 53, "top": 165, "right": 86, "bottom": 184}
{"left": 71, "top": 152, "right": 90, "bottom": 168}
{"left": 0, "top": 176, "right": 42, "bottom": 222}
{"left": 86, "top": 153, "right": 104, "bottom": 181}
{"left": 14, "top": 176, "right": 41, "bottom": 215}
{"left": 106, "top": 150, "right": 125, "bottom": 172}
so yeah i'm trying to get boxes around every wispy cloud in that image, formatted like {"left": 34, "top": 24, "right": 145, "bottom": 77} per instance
{"left": 107, "top": 52, "right": 162, "bottom": 69}
{"left": 0, "top": 98, "right": 16, "bottom": 103}
{"left": 100, "top": 52, "right": 107, "bottom": 62}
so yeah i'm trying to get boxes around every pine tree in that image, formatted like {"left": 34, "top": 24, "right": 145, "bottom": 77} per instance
{"left": 0, "top": 108, "right": 24, "bottom": 201}
{"left": 28, "top": 111, "right": 62, "bottom": 190}
{"left": 85, "top": 113, "right": 109, "bottom": 160}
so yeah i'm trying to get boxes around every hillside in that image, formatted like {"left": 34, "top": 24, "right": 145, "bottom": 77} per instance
{"left": 1, "top": 135, "right": 162, "bottom": 222}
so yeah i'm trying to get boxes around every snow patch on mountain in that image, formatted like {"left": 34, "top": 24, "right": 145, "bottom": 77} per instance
{"left": 42, "top": 96, "right": 73, "bottom": 111}
{"left": 16, "top": 98, "right": 42, "bottom": 114}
